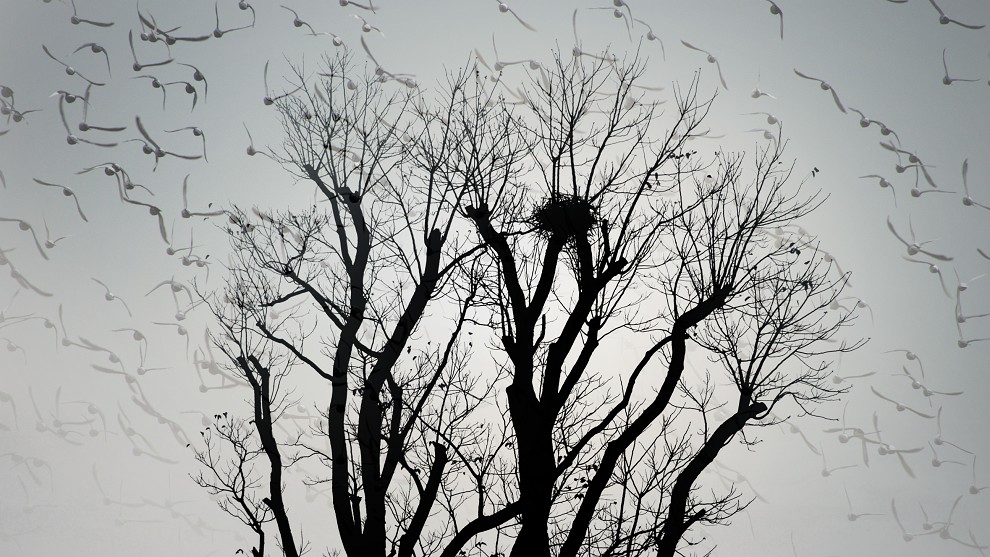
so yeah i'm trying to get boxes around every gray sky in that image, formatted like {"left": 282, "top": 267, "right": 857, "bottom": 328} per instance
{"left": 1, "top": 0, "right": 989, "bottom": 555}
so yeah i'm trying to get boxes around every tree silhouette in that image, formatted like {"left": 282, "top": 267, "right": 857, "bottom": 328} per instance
{"left": 199, "top": 50, "right": 861, "bottom": 557}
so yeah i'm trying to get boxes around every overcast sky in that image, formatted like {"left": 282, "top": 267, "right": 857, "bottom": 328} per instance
{"left": 1, "top": 0, "right": 989, "bottom": 555}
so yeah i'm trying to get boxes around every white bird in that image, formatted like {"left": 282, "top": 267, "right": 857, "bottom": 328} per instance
{"left": 494, "top": 1, "right": 536, "bottom": 31}
{"left": 954, "top": 289, "right": 990, "bottom": 329}
{"left": 55, "top": 305, "right": 84, "bottom": 350}
{"left": 960, "top": 159, "right": 990, "bottom": 210}
{"left": 745, "top": 127, "right": 776, "bottom": 141}
{"left": 262, "top": 60, "right": 304, "bottom": 106}
{"left": 589, "top": 6, "right": 633, "bottom": 40}
{"left": 942, "top": 49, "right": 980, "bottom": 85}
{"left": 859, "top": 174, "right": 897, "bottom": 206}
{"left": 901, "top": 256, "right": 951, "bottom": 298}
{"left": 871, "top": 386, "right": 935, "bottom": 418}
{"left": 135, "top": 7, "right": 182, "bottom": 43}
{"left": 281, "top": 5, "right": 317, "bottom": 34}
{"left": 118, "top": 412, "right": 178, "bottom": 464}
{"left": 127, "top": 30, "right": 172, "bottom": 73}
{"left": 243, "top": 122, "right": 266, "bottom": 157}
{"left": 213, "top": 0, "right": 255, "bottom": 38}
{"left": 873, "top": 414, "right": 922, "bottom": 481}
{"left": 927, "top": 0, "right": 985, "bottom": 29}
{"left": 134, "top": 116, "right": 202, "bottom": 170}
{"left": 785, "top": 421, "right": 820, "bottom": 455}
{"left": 632, "top": 18, "right": 665, "bottom": 59}
{"left": 162, "top": 80, "right": 199, "bottom": 111}
{"left": 130, "top": 74, "right": 171, "bottom": 110}
{"left": 79, "top": 84, "right": 126, "bottom": 133}
{"left": 2, "top": 103, "right": 40, "bottom": 125}
{"left": 916, "top": 501, "right": 950, "bottom": 534}
{"left": 0, "top": 337, "right": 27, "bottom": 363}
{"left": 351, "top": 14, "right": 384, "bottom": 35}
{"left": 682, "top": 40, "right": 728, "bottom": 90}
{"left": 928, "top": 407, "right": 972, "bottom": 457}
{"left": 177, "top": 63, "right": 208, "bottom": 99}
{"left": 844, "top": 487, "right": 879, "bottom": 521}
{"left": 91, "top": 278, "right": 133, "bottom": 317}
{"left": 910, "top": 186, "right": 954, "bottom": 200}
{"left": 882, "top": 141, "right": 940, "bottom": 188}
{"left": 359, "top": 37, "right": 417, "bottom": 83}
{"left": 42, "top": 45, "right": 104, "bottom": 86}
{"left": 339, "top": 0, "right": 377, "bottom": 11}
{"left": 745, "top": 111, "right": 780, "bottom": 126}
{"left": 793, "top": 69, "right": 845, "bottom": 113}
{"left": 153, "top": 322, "right": 190, "bottom": 356}
{"left": 68, "top": 0, "right": 113, "bottom": 27}
{"left": 77, "top": 336, "right": 123, "bottom": 365}
{"left": 146, "top": 278, "right": 193, "bottom": 300}
{"left": 957, "top": 336, "right": 990, "bottom": 348}
{"left": 928, "top": 442, "right": 966, "bottom": 468}
{"left": 57, "top": 95, "right": 115, "bottom": 147}
{"left": 180, "top": 175, "right": 224, "bottom": 219}
{"left": 119, "top": 196, "right": 169, "bottom": 244}
{"left": 0, "top": 217, "right": 49, "bottom": 260}
{"left": 891, "top": 499, "right": 922, "bottom": 542}
{"left": 764, "top": 0, "right": 784, "bottom": 39}
{"left": 164, "top": 127, "right": 207, "bottom": 162}
{"left": 886, "top": 216, "right": 953, "bottom": 261}
{"left": 31, "top": 179, "right": 88, "bottom": 222}
{"left": 885, "top": 348, "right": 921, "bottom": 364}
{"left": 111, "top": 327, "right": 148, "bottom": 354}
{"left": 969, "top": 455, "right": 989, "bottom": 495}
{"left": 71, "top": 42, "right": 112, "bottom": 76}
{"left": 750, "top": 86, "right": 777, "bottom": 99}
{"left": 948, "top": 530, "right": 989, "bottom": 554}
{"left": 848, "top": 107, "right": 901, "bottom": 143}
{"left": 896, "top": 367, "right": 963, "bottom": 401}
{"left": 926, "top": 495, "right": 966, "bottom": 542}
{"left": 311, "top": 30, "right": 346, "bottom": 47}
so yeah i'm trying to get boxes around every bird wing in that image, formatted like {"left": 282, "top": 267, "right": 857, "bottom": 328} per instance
{"left": 713, "top": 59, "right": 729, "bottom": 90}
{"left": 828, "top": 87, "right": 846, "bottom": 113}
{"left": 507, "top": 6, "right": 536, "bottom": 31}
{"left": 896, "top": 452, "right": 915, "bottom": 478}
{"left": 886, "top": 217, "right": 910, "bottom": 247}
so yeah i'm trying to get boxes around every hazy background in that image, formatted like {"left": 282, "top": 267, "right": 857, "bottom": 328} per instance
{"left": 1, "top": 0, "right": 989, "bottom": 555}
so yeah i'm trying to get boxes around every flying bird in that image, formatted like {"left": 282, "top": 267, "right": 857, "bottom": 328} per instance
{"left": 764, "top": 0, "right": 784, "bottom": 39}
{"left": 68, "top": 0, "right": 113, "bottom": 27}
{"left": 682, "top": 40, "right": 728, "bottom": 90}
{"left": 941, "top": 49, "right": 979, "bottom": 85}
{"left": 794, "top": 69, "right": 846, "bottom": 113}
{"left": 31, "top": 179, "right": 88, "bottom": 222}
{"left": 886, "top": 216, "right": 953, "bottom": 261}
{"left": 42, "top": 45, "right": 104, "bottom": 86}
{"left": 494, "top": 1, "right": 536, "bottom": 31}
{"left": 72, "top": 43, "right": 112, "bottom": 76}
{"left": 870, "top": 386, "right": 934, "bottom": 418}
{"left": 927, "top": 0, "right": 985, "bottom": 29}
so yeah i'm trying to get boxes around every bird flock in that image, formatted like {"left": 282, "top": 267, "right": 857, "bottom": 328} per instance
{"left": 0, "top": 0, "right": 988, "bottom": 556}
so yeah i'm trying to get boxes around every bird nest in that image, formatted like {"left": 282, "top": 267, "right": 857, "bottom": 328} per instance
{"left": 527, "top": 194, "right": 599, "bottom": 243}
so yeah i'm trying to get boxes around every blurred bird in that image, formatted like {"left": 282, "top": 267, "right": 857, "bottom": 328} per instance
{"left": 794, "top": 69, "right": 845, "bottom": 113}
{"left": 682, "top": 40, "right": 729, "bottom": 90}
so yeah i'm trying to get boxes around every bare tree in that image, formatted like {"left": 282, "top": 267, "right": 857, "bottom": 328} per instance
{"left": 193, "top": 410, "right": 275, "bottom": 557}
{"left": 197, "top": 50, "right": 860, "bottom": 557}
